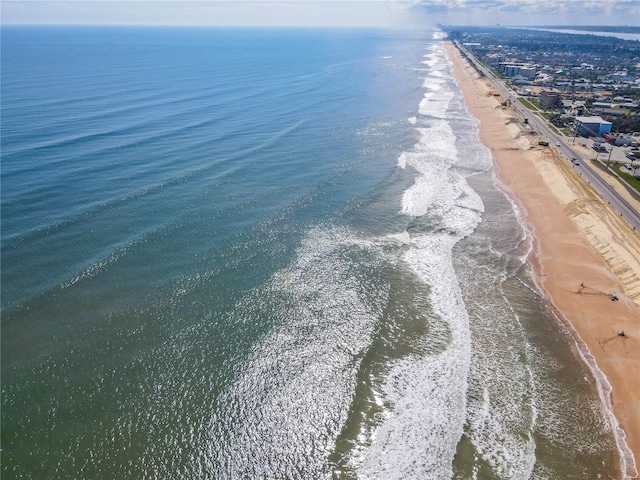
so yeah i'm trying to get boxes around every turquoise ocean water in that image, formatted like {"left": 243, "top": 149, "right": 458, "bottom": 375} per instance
{"left": 1, "top": 27, "right": 626, "bottom": 478}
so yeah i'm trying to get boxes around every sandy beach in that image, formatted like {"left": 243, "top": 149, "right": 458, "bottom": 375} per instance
{"left": 445, "top": 41, "right": 640, "bottom": 478}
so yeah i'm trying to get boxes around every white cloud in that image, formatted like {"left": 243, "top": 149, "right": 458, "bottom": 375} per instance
{"left": 409, "top": 0, "right": 639, "bottom": 25}
{"left": 2, "top": 1, "right": 421, "bottom": 26}
{"left": 1, "top": 0, "right": 638, "bottom": 26}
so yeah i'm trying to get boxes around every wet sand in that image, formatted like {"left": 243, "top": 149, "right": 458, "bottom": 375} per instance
{"left": 445, "top": 41, "right": 640, "bottom": 478}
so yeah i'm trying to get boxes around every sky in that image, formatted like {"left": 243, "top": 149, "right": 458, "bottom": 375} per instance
{"left": 2, "top": 0, "right": 639, "bottom": 28}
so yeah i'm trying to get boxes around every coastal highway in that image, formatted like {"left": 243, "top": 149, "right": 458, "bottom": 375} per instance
{"left": 456, "top": 43, "right": 640, "bottom": 232}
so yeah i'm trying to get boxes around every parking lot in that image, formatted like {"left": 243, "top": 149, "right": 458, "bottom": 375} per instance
{"left": 566, "top": 137, "right": 640, "bottom": 175}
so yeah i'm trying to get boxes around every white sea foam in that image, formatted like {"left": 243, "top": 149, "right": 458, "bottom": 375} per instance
{"left": 210, "top": 226, "right": 387, "bottom": 479}
{"left": 353, "top": 38, "right": 490, "bottom": 479}
{"left": 400, "top": 121, "right": 458, "bottom": 217}
{"left": 397, "top": 151, "right": 408, "bottom": 169}
{"left": 422, "top": 79, "right": 444, "bottom": 92}
{"left": 385, "top": 231, "right": 411, "bottom": 244}
{"left": 419, "top": 90, "right": 455, "bottom": 118}
{"left": 418, "top": 50, "right": 453, "bottom": 120}
{"left": 432, "top": 31, "right": 446, "bottom": 41}
{"left": 354, "top": 231, "right": 476, "bottom": 479}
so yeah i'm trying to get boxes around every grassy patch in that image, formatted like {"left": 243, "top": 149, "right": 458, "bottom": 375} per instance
{"left": 518, "top": 98, "right": 535, "bottom": 110}
{"left": 612, "top": 164, "right": 640, "bottom": 194}
{"left": 528, "top": 98, "right": 544, "bottom": 110}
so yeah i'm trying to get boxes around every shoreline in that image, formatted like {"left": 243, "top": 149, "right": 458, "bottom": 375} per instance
{"left": 444, "top": 41, "right": 640, "bottom": 478}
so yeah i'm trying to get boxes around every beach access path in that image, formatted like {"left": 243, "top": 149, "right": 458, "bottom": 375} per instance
{"left": 445, "top": 41, "right": 640, "bottom": 479}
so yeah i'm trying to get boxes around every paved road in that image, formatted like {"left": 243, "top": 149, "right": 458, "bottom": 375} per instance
{"left": 457, "top": 43, "right": 640, "bottom": 231}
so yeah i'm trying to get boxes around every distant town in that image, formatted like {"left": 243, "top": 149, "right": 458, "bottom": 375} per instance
{"left": 443, "top": 26, "right": 640, "bottom": 170}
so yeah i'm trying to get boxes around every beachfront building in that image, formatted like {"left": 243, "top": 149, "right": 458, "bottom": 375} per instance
{"left": 498, "top": 63, "right": 535, "bottom": 78}
{"left": 519, "top": 67, "right": 536, "bottom": 80}
{"left": 574, "top": 116, "right": 613, "bottom": 137}
{"left": 539, "top": 91, "right": 561, "bottom": 109}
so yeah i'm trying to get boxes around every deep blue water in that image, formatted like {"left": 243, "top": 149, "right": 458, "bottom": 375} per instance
{"left": 1, "top": 26, "right": 624, "bottom": 479}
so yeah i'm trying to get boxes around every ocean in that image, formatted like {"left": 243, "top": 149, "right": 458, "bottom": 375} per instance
{"left": 1, "top": 26, "right": 623, "bottom": 479}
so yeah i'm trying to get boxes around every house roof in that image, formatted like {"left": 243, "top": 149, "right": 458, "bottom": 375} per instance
{"left": 575, "top": 116, "right": 612, "bottom": 126}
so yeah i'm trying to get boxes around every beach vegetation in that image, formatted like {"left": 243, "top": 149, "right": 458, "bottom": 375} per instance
{"left": 518, "top": 98, "right": 535, "bottom": 110}
{"left": 612, "top": 164, "right": 640, "bottom": 192}
{"left": 528, "top": 98, "right": 545, "bottom": 111}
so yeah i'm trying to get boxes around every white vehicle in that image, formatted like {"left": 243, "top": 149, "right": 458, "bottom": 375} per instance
{"left": 556, "top": 141, "right": 561, "bottom": 146}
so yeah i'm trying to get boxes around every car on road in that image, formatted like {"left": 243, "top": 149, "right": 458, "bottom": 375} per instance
{"left": 556, "top": 142, "right": 561, "bottom": 146}
{"left": 571, "top": 157, "right": 579, "bottom": 165}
